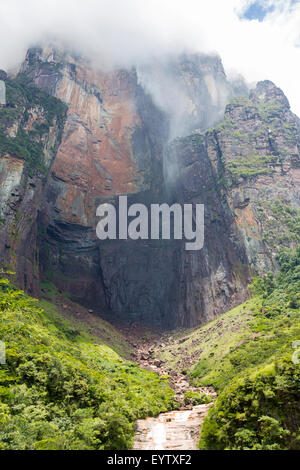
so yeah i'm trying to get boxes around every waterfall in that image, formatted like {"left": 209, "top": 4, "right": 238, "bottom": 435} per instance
{"left": 0, "top": 80, "right": 6, "bottom": 106}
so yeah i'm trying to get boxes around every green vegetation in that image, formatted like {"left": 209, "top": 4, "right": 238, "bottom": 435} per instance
{"left": 200, "top": 361, "right": 299, "bottom": 450}
{"left": 0, "top": 276, "right": 176, "bottom": 450}
{"left": 198, "top": 247, "right": 300, "bottom": 450}
{"left": 226, "top": 153, "right": 277, "bottom": 179}
{"left": 189, "top": 134, "right": 205, "bottom": 147}
{"left": 5, "top": 74, "right": 67, "bottom": 130}
{"left": 231, "top": 130, "right": 250, "bottom": 141}
{"left": 174, "top": 132, "right": 205, "bottom": 150}
{"left": 183, "top": 391, "right": 212, "bottom": 406}
{"left": 153, "top": 301, "right": 255, "bottom": 373}
{"left": 39, "top": 281, "right": 132, "bottom": 359}
{"left": 152, "top": 247, "right": 300, "bottom": 450}
{"left": 0, "top": 74, "right": 67, "bottom": 176}
{"left": 229, "top": 96, "right": 251, "bottom": 106}
{"left": 0, "top": 128, "right": 46, "bottom": 176}
{"left": 207, "top": 93, "right": 298, "bottom": 184}
{"left": 212, "top": 117, "right": 237, "bottom": 134}
{"left": 256, "top": 199, "right": 300, "bottom": 249}
{"left": 258, "top": 99, "right": 284, "bottom": 122}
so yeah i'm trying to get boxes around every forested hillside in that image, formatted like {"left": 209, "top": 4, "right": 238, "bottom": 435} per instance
{"left": 151, "top": 247, "right": 300, "bottom": 449}
{"left": 0, "top": 274, "right": 175, "bottom": 450}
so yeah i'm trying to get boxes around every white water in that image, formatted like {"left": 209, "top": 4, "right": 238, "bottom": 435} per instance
{"left": 134, "top": 404, "right": 212, "bottom": 450}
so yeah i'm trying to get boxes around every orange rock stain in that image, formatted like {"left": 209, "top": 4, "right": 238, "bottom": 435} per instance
{"left": 50, "top": 60, "right": 143, "bottom": 224}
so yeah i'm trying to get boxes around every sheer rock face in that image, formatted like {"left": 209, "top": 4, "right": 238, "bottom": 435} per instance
{"left": 0, "top": 77, "right": 66, "bottom": 295}
{"left": 205, "top": 80, "right": 300, "bottom": 276}
{"left": 136, "top": 53, "right": 241, "bottom": 139}
{"left": 21, "top": 46, "right": 169, "bottom": 313}
{"left": 1, "top": 47, "right": 299, "bottom": 328}
{"left": 164, "top": 137, "right": 250, "bottom": 327}
{"left": 19, "top": 46, "right": 247, "bottom": 326}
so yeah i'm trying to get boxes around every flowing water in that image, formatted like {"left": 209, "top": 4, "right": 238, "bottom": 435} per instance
{"left": 118, "top": 325, "right": 216, "bottom": 450}
{"left": 134, "top": 403, "right": 212, "bottom": 450}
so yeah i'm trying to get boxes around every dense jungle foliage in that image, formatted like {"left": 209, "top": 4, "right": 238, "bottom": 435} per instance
{"left": 0, "top": 274, "right": 175, "bottom": 450}
{"left": 198, "top": 247, "right": 300, "bottom": 450}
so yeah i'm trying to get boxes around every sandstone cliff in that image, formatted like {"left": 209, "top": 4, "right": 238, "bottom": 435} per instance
{"left": 0, "top": 47, "right": 299, "bottom": 328}
{"left": 166, "top": 80, "right": 300, "bottom": 325}
{"left": 0, "top": 70, "right": 67, "bottom": 294}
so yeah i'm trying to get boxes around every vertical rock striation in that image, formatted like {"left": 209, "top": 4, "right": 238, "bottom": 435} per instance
{"left": 206, "top": 80, "right": 300, "bottom": 273}
{"left": 0, "top": 70, "right": 67, "bottom": 294}
{"left": 0, "top": 46, "right": 299, "bottom": 328}
{"left": 21, "top": 46, "right": 169, "bottom": 313}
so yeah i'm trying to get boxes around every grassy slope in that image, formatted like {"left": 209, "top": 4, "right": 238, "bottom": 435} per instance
{"left": 153, "top": 248, "right": 300, "bottom": 450}
{"left": 153, "top": 299, "right": 255, "bottom": 377}
{"left": 0, "top": 277, "right": 175, "bottom": 450}
{"left": 39, "top": 280, "right": 132, "bottom": 359}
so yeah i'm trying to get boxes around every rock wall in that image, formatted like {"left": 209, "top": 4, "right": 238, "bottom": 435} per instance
{"left": 0, "top": 47, "right": 299, "bottom": 328}
{"left": 165, "top": 80, "right": 300, "bottom": 325}
{"left": 136, "top": 53, "right": 246, "bottom": 139}
{"left": 20, "top": 46, "right": 249, "bottom": 326}
{"left": 21, "top": 46, "right": 169, "bottom": 314}
{"left": 0, "top": 71, "right": 67, "bottom": 295}
{"left": 165, "top": 136, "right": 250, "bottom": 327}
{"left": 206, "top": 81, "right": 300, "bottom": 274}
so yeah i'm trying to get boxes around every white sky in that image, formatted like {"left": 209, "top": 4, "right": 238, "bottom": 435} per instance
{"left": 0, "top": 0, "right": 299, "bottom": 114}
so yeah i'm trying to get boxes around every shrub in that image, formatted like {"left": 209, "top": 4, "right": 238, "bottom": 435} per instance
{"left": 183, "top": 391, "right": 212, "bottom": 406}
{"left": 198, "top": 246, "right": 300, "bottom": 450}
{"left": 0, "top": 277, "right": 176, "bottom": 449}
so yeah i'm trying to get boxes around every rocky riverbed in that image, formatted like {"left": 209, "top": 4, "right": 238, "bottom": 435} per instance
{"left": 119, "top": 325, "right": 216, "bottom": 450}
{"left": 134, "top": 404, "right": 213, "bottom": 450}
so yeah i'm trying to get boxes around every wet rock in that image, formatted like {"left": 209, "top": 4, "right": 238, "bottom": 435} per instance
{"left": 153, "top": 360, "right": 162, "bottom": 367}
{"left": 134, "top": 404, "right": 213, "bottom": 450}
{"left": 1, "top": 47, "right": 299, "bottom": 331}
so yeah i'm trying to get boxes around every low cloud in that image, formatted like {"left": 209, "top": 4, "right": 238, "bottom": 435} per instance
{"left": 0, "top": 0, "right": 299, "bottom": 114}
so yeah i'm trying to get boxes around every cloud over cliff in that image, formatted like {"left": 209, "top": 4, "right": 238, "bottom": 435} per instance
{"left": 0, "top": 0, "right": 299, "bottom": 114}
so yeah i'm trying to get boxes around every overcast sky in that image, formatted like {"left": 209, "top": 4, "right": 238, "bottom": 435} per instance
{"left": 0, "top": 0, "right": 299, "bottom": 114}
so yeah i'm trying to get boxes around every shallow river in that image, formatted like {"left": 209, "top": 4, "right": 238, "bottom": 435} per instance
{"left": 133, "top": 403, "right": 212, "bottom": 450}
